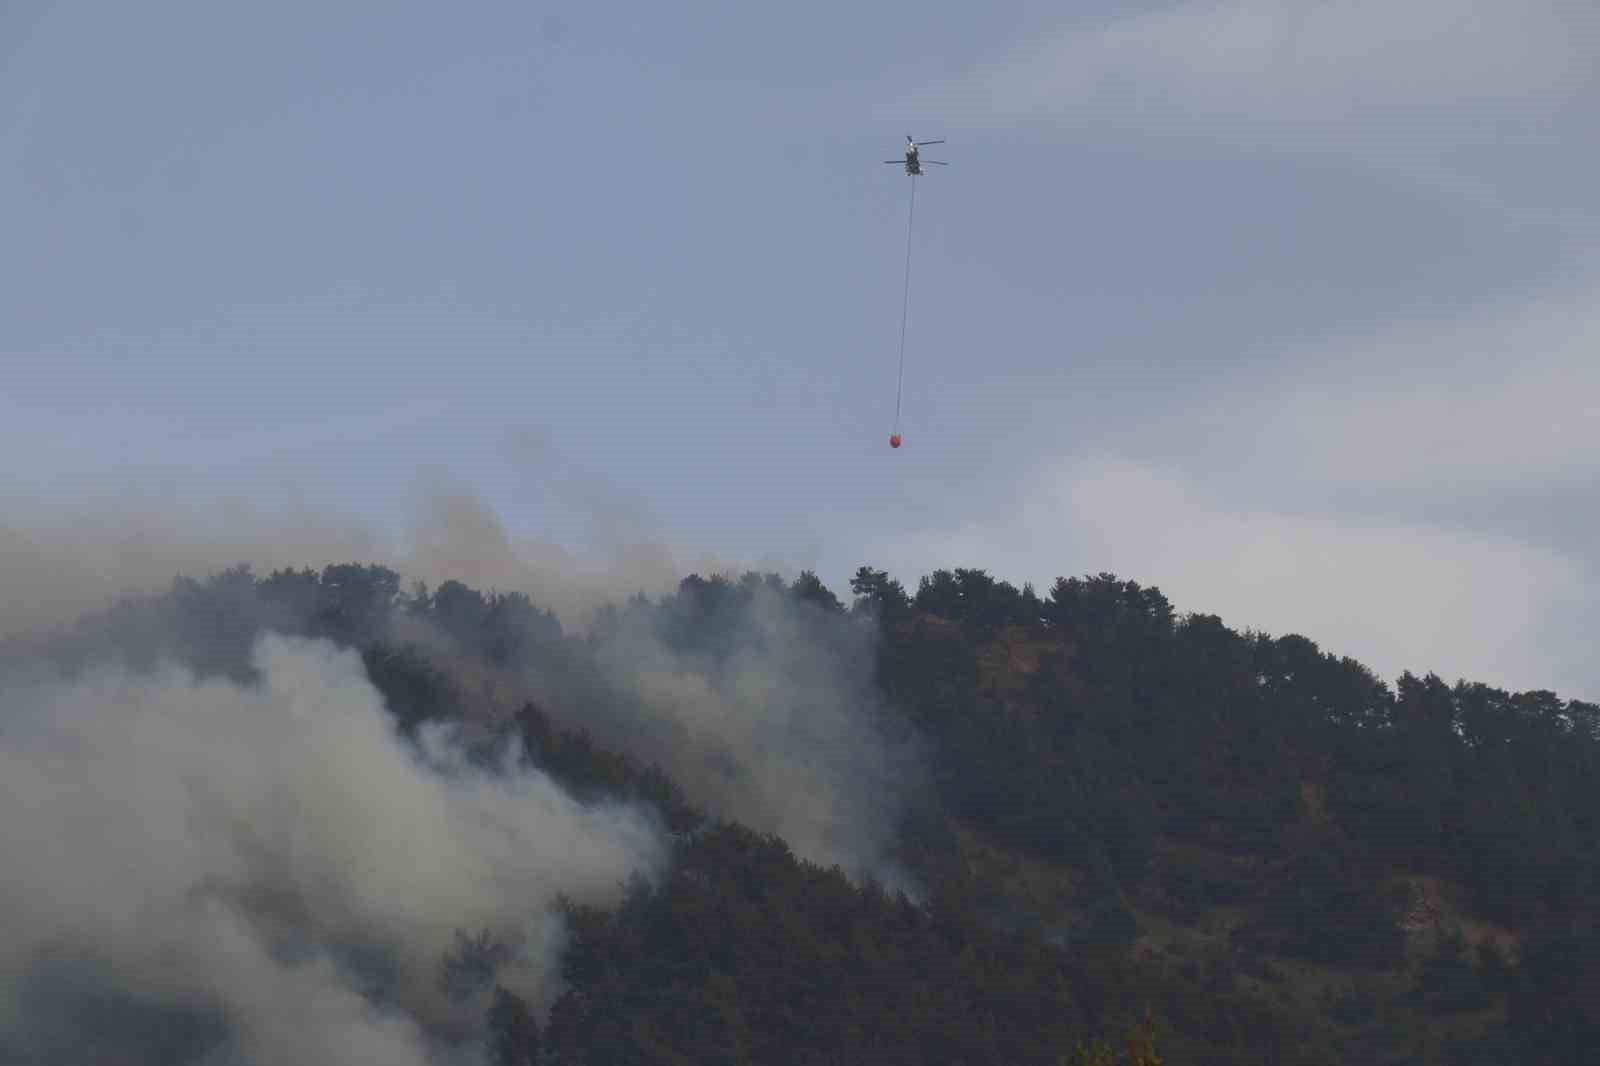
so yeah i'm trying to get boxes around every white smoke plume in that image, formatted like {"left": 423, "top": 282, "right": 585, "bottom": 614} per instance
{"left": 0, "top": 486, "right": 713, "bottom": 744}
{"left": 402, "top": 479, "right": 735, "bottom": 636}
{"left": 0, "top": 464, "right": 731, "bottom": 646}
{"left": 574, "top": 582, "right": 924, "bottom": 894}
{"left": 0, "top": 633, "right": 665, "bottom": 1065}
{"left": 1, "top": 467, "right": 924, "bottom": 906}
{"left": 0, "top": 496, "right": 385, "bottom": 645}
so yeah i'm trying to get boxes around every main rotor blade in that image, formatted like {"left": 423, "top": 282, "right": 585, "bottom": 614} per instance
{"left": 923, "top": 160, "right": 949, "bottom": 165}
{"left": 914, "top": 140, "right": 944, "bottom": 145}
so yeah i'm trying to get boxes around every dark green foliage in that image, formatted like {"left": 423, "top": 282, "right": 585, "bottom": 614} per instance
{"left": 912, "top": 567, "right": 1040, "bottom": 636}
{"left": 849, "top": 565, "right": 910, "bottom": 621}
{"left": 654, "top": 573, "right": 763, "bottom": 663}
{"left": 22, "top": 557, "right": 1600, "bottom": 1066}
{"left": 790, "top": 570, "right": 845, "bottom": 613}
{"left": 11, "top": 946, "right": 232, "bottom": 1066}
{"left": 36, "top": 561, "right": 573, "bottom": 699}
{"left": 515, "top": 702, "right": 701, "bottom": 835}
{"left": 257, "top": 565, "right": 324, "bottom": 634}
{"left": 897, "top": 794, "right": 961, "bottom": 861}
{"left": 1073, "top": 894, "right": 1140, "bottom": 951}
{"left": 166, "top": 564, "right": 265, "bottom": 682}
{"left": 1327, "top": 980, "right": 1381, "bottom": 1028}
{"left": 1443, "top": 1026, "right": 1523, "bottom": 1066}
{"left": 439, "top": 929, "right": 513, "bottom": 1005}
{"left": 1475, "top": 939, "right": 1512, "bottom": 997}
{"left": 487, "top": 985, "right": 540, "bottom": 1066}
{"left": 1256, "top": 836, "right": 1404, "bottom": 967}
{"left": 312, "top": 563, "right": 401, "bottom": 645}
{"left": 1323, "top": 674, "right": 1600, "bottom": 928}
{"left": 1503, "top": 928, "right": 1600, "bottom": 1066}
{"left": 1158, "top": 855, "right": 1246, "bottom": 920}
{"left": 362, "top": 641, "right": 460, "bottom": 734}
{"left": 545, "top": 822, "right": 1313, "bottom": 1066}
{"left": 1046, "top": 574, "right": 1173, "bottom": 696}
{"left": 1410, "top": 934, "right": 1490, "bottom": 1013}
{"left": 427, "top": 582, "right": 562, "bottom": 666}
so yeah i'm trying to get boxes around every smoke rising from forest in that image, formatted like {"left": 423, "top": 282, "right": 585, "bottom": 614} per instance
{"left": 0, "top": 477, "right": 728, "bottom": 647}
{"left": 0, "top": 498, "right": 382, "bottom": 646}
{"left": 2, "top": 477, "right": 922, "bottom": 881}
{"left": 0, "top": 478, "right": 927, "bottom": 1059}
{"left": 0, "top": 634, "right": 665, "bottom": 1065}
{"left": 568, "top": 576, "right": 922, "bottom": 890}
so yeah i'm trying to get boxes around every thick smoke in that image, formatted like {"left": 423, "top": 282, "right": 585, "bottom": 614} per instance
{"left": 387, "top": 554, "right": 927, "bottom": 889}
{"left": 402, "top": 481, "right": 735, "bottom": 637}
{"left": 0, "top": 634, "right": 664, "bottom": 1065}
{"left": 2, "top": 482, "right": 920, "bottom": 889}
{"left": 0, "top": 469, "right": 928, "bottom": 1043}
{"left": 564, "top": 581, "right": 924, "bottom": 893}
{"left": 0, "top": 497, "right": 384, "bottom": 645}
{"left": 0, "top": 474, "right": 728, "bottom": 647}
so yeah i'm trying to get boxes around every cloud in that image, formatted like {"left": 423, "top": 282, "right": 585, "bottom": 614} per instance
{"left": 927, "top": 0, "right": 1598, "bottom": 126}
{"left": 1089, "top": 268, "right": 1600, "bottom": 589}
{"left": 1247, "top": 279, "right": 1600, "bottom": 489}
{"left": 0, "top": 633, "right": 665, "bottom": 1064}
{"left": 881, "top": 455, "right": 1589, "bottom": 701}
{"left": 875, "top": 269, "right": 1600, "bottom": 705}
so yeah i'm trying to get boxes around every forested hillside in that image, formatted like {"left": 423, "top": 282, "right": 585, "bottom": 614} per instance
{"left": 4, "top": 561, "right": 1597, "bottom": 1065}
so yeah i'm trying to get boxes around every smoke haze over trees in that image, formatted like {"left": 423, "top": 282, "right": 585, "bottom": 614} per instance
{"left": 3, "top": 547, "right": 1599, "bottom": 1064}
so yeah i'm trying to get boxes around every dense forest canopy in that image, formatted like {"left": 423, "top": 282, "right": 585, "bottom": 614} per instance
{"left": 2, "top": 559, "right": 1597, "bottom": 1065}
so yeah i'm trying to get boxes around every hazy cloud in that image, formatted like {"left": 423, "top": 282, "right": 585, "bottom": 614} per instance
{"left": 882, "top": 455, "right": 1588, "bottom": 701}
{"left": 912, "top": 0, "right": 1599, "bottom": 126}
{"left": 1244, "top": 278, "right": 1600, "bottom": 489}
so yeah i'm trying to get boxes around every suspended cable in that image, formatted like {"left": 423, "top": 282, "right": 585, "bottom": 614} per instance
{"left": 882, "top": 135, "right": 946, "bottom": 450}
{"left": 892, "top": 175, "right": 917, "bottom": 442}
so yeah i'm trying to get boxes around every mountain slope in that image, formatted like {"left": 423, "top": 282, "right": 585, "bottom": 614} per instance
{"left": 5, "top": 561, "right": 1597, "bottom": 1065}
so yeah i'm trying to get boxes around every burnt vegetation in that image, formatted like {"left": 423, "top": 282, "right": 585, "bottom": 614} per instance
{"left": 16, "top": 560, "right": 1600, "bottom": 1065}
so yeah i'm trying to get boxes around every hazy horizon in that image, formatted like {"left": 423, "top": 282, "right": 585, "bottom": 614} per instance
{"left": 6, "top": 0, "right": 1597, "bottom": 701}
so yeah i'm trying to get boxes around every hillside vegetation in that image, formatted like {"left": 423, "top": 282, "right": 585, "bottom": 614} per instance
{"left": 10, "top": 561, "right": 1599, "bottom": 1065}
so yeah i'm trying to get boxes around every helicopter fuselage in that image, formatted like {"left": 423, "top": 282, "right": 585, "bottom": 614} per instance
{"left": 885, "top": 137, "right": 944, "bottom": 176}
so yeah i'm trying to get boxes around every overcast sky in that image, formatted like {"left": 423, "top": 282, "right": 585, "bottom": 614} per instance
{"left": 4, "top": 0, "right": 1597, "bottom": 701}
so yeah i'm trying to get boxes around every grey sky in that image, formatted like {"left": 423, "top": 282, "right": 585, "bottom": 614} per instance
{"left": 5, "top": 0, "right": 1597, "bottom": 700}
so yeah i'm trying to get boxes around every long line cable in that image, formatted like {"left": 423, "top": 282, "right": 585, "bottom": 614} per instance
{"left": 893, "top": 175, "right": 917, "bottom": 434}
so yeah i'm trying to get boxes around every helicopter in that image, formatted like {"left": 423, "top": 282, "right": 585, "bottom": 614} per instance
{"left": 885, "top": 136, "right": 948, "bottom": 176}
